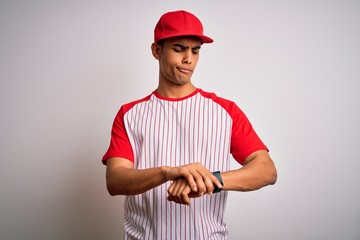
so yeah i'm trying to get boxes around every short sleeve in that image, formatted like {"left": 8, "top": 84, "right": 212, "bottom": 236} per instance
{"left": 102, "top": 107, "right": 134, "bottom": 165}
{"left": 230, "top": 104, "right": 268, "bottom": 165}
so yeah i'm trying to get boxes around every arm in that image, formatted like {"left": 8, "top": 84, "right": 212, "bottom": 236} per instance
{"left": 221, "top": 150, "right": 277, "bottom": 191}
{"left": 106, "top": 157, "right": 167, "bottom": 196}
{"left": 106, "top": 157, "right": 222, "bottom": 196}
{"left": 167, "top": 150, "right": 277, "bottom": 204}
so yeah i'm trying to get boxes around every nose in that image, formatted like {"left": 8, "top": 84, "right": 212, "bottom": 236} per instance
{"left": 182, "top": 49, "right": 193, "bottom": 64}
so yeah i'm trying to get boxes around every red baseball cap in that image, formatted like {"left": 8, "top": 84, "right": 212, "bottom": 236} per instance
{"left": 154, "top": 10, "right": 213, "bottom": 44}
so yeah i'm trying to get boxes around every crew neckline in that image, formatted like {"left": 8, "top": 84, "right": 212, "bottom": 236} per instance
{"left": 153, "top": 88, "right": 201, "bottom": 101}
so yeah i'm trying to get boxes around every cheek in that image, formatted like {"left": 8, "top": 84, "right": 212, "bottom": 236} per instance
{"left": 161, "top": 58, "right": 177, "bottom": 71}
{"left": 159, "top": 62, "right": 175, "bottom": 78}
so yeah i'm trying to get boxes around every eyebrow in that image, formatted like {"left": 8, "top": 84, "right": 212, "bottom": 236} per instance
{"left": 173, "top": 43, "right": 201, "bottom": 50}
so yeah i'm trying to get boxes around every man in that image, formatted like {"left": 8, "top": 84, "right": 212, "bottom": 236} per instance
{"left": 103, "top": 10, "right": 277, "bottom": 239}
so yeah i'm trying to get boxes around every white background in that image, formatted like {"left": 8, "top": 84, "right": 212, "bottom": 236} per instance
{"left": 1, "top": 1, "right": 359, "bottom": 239}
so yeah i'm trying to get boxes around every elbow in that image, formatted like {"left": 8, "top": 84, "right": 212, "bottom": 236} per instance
{"left": 254, "top": 166, "right": 277, "bottom": 190}
{"left": 107, "top": 182, "right": 128, "bottom": 196}
{"left": 106, "top": 174, "right": 125, "bottom": 196}
{"left": 106, "top": 179, "right": 118, "bottom": 196}
{"left": 249, "top": 171, "right": 277, "bottom": 191}
{"left": 107, "top": 188, "right": 117, "bottom": 196}
{"left": 106, "top": 170, "right": 117, "bottom": 196}
{"left": 269, "top": 173, "right": 277, "bottom": 185}
{"left": 267, "top": 167, "right": 278, "bottom": 186}
{"left": 262, "top": 158, "right": 277, "bottom": 186}
{"left": 106, "top": 176, "right": 134, "bottom": 196}
{"left": 106, "top": 164, "right": 130, "bottom": 196}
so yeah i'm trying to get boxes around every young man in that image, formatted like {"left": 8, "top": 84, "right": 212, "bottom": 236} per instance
{"left": 103, "top": 10, "right": 277, "bottom": 239}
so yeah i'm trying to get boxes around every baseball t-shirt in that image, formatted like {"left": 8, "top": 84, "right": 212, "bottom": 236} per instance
{"left": 103, "top": 88, "right": 268, "bottom": 239}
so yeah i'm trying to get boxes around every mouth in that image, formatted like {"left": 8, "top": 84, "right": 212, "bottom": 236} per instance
{"left": 177, "top": 67, "right": 192, "bottom": 74}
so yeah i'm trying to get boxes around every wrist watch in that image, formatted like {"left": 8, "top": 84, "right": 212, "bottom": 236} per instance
{"left": 212, "top": 171, "right": 223, "bottom": 193}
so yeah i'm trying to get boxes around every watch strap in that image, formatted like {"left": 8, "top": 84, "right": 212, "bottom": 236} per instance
{"left": 212, "top": 171, "right": 223, "bottom": 193}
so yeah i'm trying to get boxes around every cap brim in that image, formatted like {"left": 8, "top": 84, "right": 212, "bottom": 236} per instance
{"left": 157, "top": 33, "right": 213, "bottom": 44}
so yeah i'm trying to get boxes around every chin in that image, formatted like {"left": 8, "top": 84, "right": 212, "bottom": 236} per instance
{"left": 174, "top": 80, "right": 191, "bottom": 86}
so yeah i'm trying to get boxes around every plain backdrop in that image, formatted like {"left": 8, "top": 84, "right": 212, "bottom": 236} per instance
{"left": 1, "top": 0, "right": 359, "bottom": 239}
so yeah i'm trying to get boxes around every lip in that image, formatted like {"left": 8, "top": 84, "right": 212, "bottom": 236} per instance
{"left": 177, "top": 67, "right": 192, "bottom": 74}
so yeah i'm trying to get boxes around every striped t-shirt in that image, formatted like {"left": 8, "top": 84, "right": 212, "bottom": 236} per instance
{"left": 103, "top": 88, "right": 267, "bottom": 240}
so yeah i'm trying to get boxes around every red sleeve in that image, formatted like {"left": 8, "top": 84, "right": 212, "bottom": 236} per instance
{"left": 230, "top": 104, "right": 268, "bottom": 165}
{"left": 200, "top": 90, "right": 268, "bottom": 165}
{"left": 102, "top": 106, "right": 134, "bottom": 165}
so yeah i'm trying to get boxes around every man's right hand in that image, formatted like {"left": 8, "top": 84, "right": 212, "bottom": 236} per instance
{"left": 163, "top": 162, "right": 222, "bottom": 196}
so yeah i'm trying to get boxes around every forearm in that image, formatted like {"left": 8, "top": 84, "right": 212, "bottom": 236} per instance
{"left": 106, "top": 157, "right": 222, "bottom": 196}
{"left": 221, "top": 151, "right": 277, "bottom": 191}
{"left": 106, "top": 164, "right": 169, "bottom": 196}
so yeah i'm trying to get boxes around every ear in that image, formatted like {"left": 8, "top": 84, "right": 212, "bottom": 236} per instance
{"left": 151, "top": 43, "right": 161, "bottom": 60}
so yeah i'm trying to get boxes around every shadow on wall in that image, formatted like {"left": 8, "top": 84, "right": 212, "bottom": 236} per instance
{"left": 58, "top": 150, "right": 125, "bottom": 239}
{"left": 5, "top": 148, "right": 125, "bottom": 240}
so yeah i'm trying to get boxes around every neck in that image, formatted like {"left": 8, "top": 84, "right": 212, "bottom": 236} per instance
{"left": 156, "top": 82, "right": 197, "bottom": 98}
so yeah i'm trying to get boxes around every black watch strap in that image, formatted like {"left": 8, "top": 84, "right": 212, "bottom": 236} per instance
{"left": 212, "top": 171, "right": 223, "bottom": 193}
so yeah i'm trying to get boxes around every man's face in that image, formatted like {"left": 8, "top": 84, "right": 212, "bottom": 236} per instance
{"left": 156, "top": 37, "right": 202, "bottom": 86}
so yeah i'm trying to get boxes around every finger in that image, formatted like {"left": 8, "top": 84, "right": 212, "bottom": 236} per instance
{"left": 167, "top": 181, "right": 176, "bottom": 202}
{"left": 174, "top": 179, "right": 188, "bottom": 204}
{"left": 202, "top": 175, "right": 215, "bottom": 195}
{"left": 168, "top": 181, "right": 175, "bottom": 194}
{"left": 186, "top": 170, "right": 206, "bottom": 195}
{"left": 190, "top": 163, "right": 222, "bottom": 190}
{"left": 196, "top": 168, "right": 222, "bottom": 190}
{"left": 188, "top": 191, "right": 202, "bottom": 198}
{"left": 167, "top": 193, "right": 176, "bottom": 203}
{"left": 172, "top": 179, "right": 191, "bottom": 206}
{"left": 182, "top": 172, "right": 198, "bottom": 192}
{"left": 209, "top": 173, "right": 223, "bottom": 189}
{"left": 192, "top": 169, "right": 216, "bottom": 195}
{"left": 169, "top": 166, "right": 198, "bottom": 192}
{"left": 180, "top": 186, "right": 191, "bottom": 206}
{"left": 167, "top": 195, "right": 174, "bottom": 202}
{"left": 174, "top": 178, "right": 186, "bottom": 194}
{"left": 167, "top": 179, "right": 184, "bottom": 204}
{"left": 172, "top": 179, "right": 184, "bottom": 197}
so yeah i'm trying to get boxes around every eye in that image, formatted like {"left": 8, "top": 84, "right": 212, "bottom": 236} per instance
{"left": 192, "top": 49, "right": 200, "bottom": 54}
{"left": 173, "top": 46, "right": 185, "bottom": 52}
